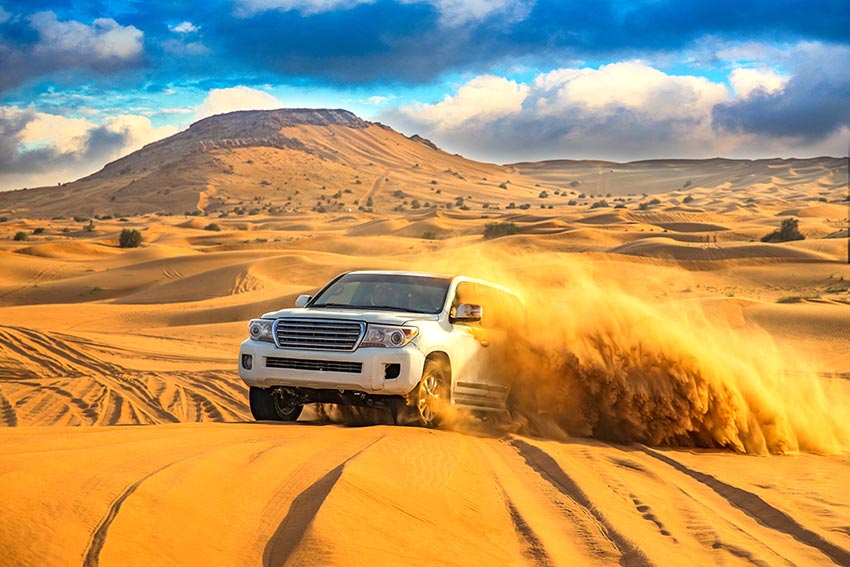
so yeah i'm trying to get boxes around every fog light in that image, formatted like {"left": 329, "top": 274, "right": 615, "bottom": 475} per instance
{"left": 384, "top": 363, "right": 401, "bottom": 379}
{"left": 241, "top": 354, "right": 253, "bottom": 370}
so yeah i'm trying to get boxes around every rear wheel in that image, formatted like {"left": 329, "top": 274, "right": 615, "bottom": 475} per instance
{"left": 249, "top": 387, "right": 303, "bottom": 421}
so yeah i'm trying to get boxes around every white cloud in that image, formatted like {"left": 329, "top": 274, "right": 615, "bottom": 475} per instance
{"left": 401, "top": 0, "right": 533, "bottom": 25}
{"left": 193, "top": 86, "right": 282, "bottom": 121}
{"left": 0, "top": 6, "right": 10, "bottom": 23}
{"left": 169, "top": 21, "right": 200, "bottom": 33}
{"left": 103, "top": 114, "right": 178, "bottom": 152}
{"left": 233, "top": 0, "right": 532, "bottom": 24}
{"left": 162, "top": 39, "right": 210, "bottom": 55}
{"left": 159, "top": 107, "right": 194, "bottom": 115}
{"left": 29, "top": 12, "right": 143, "bottom": 61}
{"left": 234, "top": 0, "right": 373, "bottom": 17}
{"left": 401, "top": 75, "right": 528, "bottom": 130}
{"left": 20, "top": 112, "right": 96, "bottom": 154}
{"left": 388, "top": 62, "right": 737, "bottom": 161}
{"left": 535, "top": 62, "right": 728, "bottom": 120}
{"left": 729, "top": 67, "right": 788, "bottom": 99}
{"left": 0, "top": 106, "right": 177, "bottom": 190}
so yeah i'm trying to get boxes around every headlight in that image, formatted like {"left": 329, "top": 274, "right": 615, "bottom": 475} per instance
{"left": 248, "top": 319, "right": 275, "bottom": 343}
{"left": 360, "top": 324, "right": 418, "bottom": 348}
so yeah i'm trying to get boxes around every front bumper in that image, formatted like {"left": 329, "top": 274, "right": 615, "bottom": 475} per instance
{"left": 238, "top": 339, "right": 425, "bottom": 396}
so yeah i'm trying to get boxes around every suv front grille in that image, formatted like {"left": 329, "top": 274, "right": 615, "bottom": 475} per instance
{"left": 274, "top": 318, "right": 365, "bottom": 351}
{"left": 266, "top": 357, "right": 363, "bottom": 374}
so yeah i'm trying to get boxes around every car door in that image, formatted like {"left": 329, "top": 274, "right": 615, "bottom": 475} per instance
{"left": 449, "top": 282, "right": 511, "bottom": 411}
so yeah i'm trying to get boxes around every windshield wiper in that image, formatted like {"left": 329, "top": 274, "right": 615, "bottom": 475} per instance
{"left": 310, "top": 303, "right": 356, "bottom": 309}
{"left": 351, "top": 305, "right": 428, "bottom": 313}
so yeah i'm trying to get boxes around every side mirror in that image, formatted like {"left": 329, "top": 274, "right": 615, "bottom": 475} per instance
{"left": 452, "top": 303, "right": 482, "bottom": 322}
{"left": 295, "top": 294, "right": 312, "bottom": 308}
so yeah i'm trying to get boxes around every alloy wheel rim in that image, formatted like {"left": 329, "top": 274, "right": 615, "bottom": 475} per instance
{"left": 418, "top": 373, "right": 440, "bottom": 424}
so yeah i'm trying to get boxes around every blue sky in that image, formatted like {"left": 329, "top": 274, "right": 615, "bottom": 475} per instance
{"left": 1, "top": 0, "right": 848, "bottom": 190}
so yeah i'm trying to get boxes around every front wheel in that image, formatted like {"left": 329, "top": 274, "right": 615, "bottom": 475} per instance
{"left": 400, "top": 359, "right": 448, "bottom": 428}
{"left": 249, "top": 387, "right": 303, "bottom": 422}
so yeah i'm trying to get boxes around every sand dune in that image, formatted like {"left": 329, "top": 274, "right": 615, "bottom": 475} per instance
{"left": 1, "top": 423, "right": 848, "bottom": 566}
{"left": 0, "top": 142, "right": 848, "bottom": 566}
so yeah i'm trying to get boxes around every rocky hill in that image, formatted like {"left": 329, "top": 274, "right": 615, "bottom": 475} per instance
{"left": 0, "top": 108, "right": 845, "bottom": 219}
{"left": 0, "top": 108, "right": 522, "bottom": 218}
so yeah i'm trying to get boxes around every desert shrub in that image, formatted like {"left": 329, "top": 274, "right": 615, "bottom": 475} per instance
{"left": 119, "top": 228, "right": 143, "bottom": 248}
{"left": 761, "top": 218, "right": 805, "bottom": 243}
{"left": 683, "top": 195, "right": 694, "bottom": 203}
{"left": 0, "top": 217, "right": 7, "bottom": 222}
{"left": 568, "top": 200, "right": 578, "bottom": 206}
{"left": 32, "top": 227, "right": 45, "bottom": 234}
{"left": 591, "top": 200, "right": 609, "bottom": 209}
{"left": 539, "top": 190, "right": 549, "bottom": 198}
{"left": 638, "top": 198, "right": 662, "bottom": 210}
{"left": 483, "top": 222, "right": 518, "bottom": 239}
{"left": 204, "top": 223, "right": 221, "bottom": 231}
{"left": 13, "top": 231, "right": 28, "bottom": 241}
{"left": 683, "top": 180, "right": 692, "bottom": 188}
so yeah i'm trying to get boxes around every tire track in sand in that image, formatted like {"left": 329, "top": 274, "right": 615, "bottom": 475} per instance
{"left": 511, "top": 439, "right": 655, "bottom": 567}
{"left": 639, "top": 447, "right": 850, "bottom": 566}
{"left": 82, "top": 459, "right": 183, "bottom": 567}
{"left": 0, "top": 386, "right": 17, "bottom": 426}
{"left": 262, "top": 435, "right": 385, "bottom": 567}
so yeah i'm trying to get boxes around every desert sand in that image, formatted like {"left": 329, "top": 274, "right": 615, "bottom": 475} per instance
{"left": 0, "top": 110, "right": 849, "bottom": 566}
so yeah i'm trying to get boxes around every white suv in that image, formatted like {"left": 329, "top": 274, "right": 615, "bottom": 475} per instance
{"left": 238, "top": 270, "right": 522, "bottom": 426}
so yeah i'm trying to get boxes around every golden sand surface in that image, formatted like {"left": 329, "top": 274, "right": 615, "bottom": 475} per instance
{"left": 0, "top": 149, "right": 849, "bottom": 565}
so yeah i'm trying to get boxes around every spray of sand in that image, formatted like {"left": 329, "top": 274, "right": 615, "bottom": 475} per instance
{"left": 423, "top": 248, "right": 850, "bottom": 455}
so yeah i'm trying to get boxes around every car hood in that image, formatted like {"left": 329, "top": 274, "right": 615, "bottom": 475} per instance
{"left": 261, "top": 307, "right": 441, "bottom": 325}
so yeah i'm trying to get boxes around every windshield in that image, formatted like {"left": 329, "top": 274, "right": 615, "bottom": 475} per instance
{"left": 310, "top": 273, "right": 451, "bottom": 314}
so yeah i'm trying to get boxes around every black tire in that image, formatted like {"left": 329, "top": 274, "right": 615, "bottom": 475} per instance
{"left": 249, "top": 387, "right": 303, "bottom": 422}
{"left": 408, "top": 359, "right": 449, "bottom": 428}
